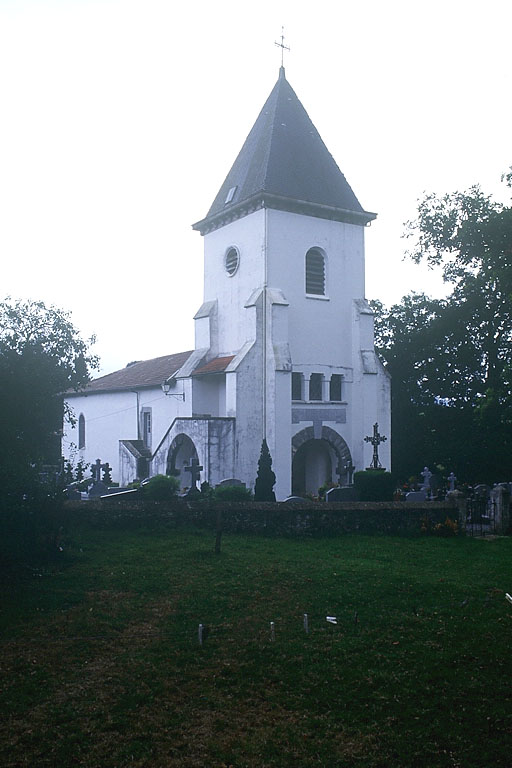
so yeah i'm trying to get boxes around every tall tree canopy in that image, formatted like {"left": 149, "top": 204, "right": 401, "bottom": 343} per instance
{"left": 0, "top": 298, "right": 98, "bottom": 480}
{"left": 374, "top": 172, "right": 512, "bottom": 484}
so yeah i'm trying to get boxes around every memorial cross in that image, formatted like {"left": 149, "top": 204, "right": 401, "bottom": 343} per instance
{"left": 421, "top": 466, "right": 433, "bottom": 490}
{"left": 364, "top": 423, "right": 387, "bottom": 470}
{"left": 101, "top": 462, "right": 112, "bottom": 485}
{"left": 344, "top": 458, "right": 355, "bottom": 485}
{"left": 92, "top": 458, "right": 102, "bottom": 483}
{"left": 185, "top": 456, "right": 203, "bottom": 489}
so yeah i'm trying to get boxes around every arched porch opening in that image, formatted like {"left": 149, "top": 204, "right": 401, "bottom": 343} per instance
{"left": 166, "top": 434, "right": 200, "bottom": 492}
{"left": 291, "top": 426, "right": 352, "bottom": 496}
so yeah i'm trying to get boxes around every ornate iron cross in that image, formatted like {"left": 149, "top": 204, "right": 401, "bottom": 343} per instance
{"left": 364, "top": 423, "right": 387, "bottom": 470}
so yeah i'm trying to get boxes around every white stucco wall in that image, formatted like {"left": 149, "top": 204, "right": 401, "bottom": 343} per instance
{"left": 63, "top": 383, "right": 192, "bottom": 483}
{"left": 63, "top": 390, "right": 138, "bottom": 481}
{"left": 202, "top": 210, "right": 266, "bottom": 355}
{"left": 266, "top": 209, "right": 365, "bottom": 368}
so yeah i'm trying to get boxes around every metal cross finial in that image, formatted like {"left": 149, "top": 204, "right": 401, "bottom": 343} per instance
{"left": 274, "top": 26, "right": 290, "bottom": 67}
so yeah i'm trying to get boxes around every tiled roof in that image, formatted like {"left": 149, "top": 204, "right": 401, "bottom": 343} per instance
{"left": 192, "top": 356, "right": 235, "bottom": 376}
{"left": 72, "top": 351, "right": 194, "bottom": 393}
{"left": 193, "top": 67, "right": 375, "bottom": 234}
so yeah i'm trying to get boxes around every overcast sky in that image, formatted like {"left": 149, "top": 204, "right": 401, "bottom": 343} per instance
{"left": 1, "top": 0, "right": 510, "bottom": 375}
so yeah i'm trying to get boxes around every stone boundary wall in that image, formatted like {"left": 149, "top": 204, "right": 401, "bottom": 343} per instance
{"left": 64, "top": 499, "right": 458, "bottom": 537}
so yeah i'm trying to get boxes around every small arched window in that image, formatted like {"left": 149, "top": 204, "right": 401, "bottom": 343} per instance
{"left": 305, "top": 248, "right": 325, "bottom": 295}
{"left": 78, "top": 414, "right": 85, "bottom": 449}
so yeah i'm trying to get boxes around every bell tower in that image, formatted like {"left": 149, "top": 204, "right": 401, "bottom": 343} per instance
{"left": 192, "top": 67, "right": 390, "bottom": 498}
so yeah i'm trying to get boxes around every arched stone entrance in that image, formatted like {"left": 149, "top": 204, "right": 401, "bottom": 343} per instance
{"left": 166, "top": 434, "right": 200, "bottom": 492}
{"left": 291, "top": 426, "right": 352, "bottom": 496}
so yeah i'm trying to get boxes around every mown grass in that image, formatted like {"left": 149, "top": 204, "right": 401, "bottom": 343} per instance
{"left": 1, "top": 523, "right": 511, "bottom": 767}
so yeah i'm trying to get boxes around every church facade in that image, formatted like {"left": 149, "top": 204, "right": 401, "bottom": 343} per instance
{"left": 62, "top": 67, "right": 391, "bottom": 499}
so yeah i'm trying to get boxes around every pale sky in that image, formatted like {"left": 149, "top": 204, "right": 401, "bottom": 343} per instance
{"left": 1, "top": 0, "right": 510, "bottom": 375}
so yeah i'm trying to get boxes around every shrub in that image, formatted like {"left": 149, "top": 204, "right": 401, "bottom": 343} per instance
{"left": 0, "top": 472, "right": 66, "bottom": 572}
{"left": 213, "top": 484, "right": 253, "bottom": 502}
{"left": 354, "top": 470, "right": 394, "bottom": 501}
{"left": 139, "top": 474, "right": 179, "bottom": 500}
{"left": 254, "top": 440, "right": 276, "bottom": 501}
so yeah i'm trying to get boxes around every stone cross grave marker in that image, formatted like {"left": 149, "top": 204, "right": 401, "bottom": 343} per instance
{"left": 420, "top": 467, "right": 432, "bottom": 490}
{"left": 185, "top": 456, "right": 203, "bottom": 489}
{"left": 92, "top": 458, "right": 102, "bottom": 483}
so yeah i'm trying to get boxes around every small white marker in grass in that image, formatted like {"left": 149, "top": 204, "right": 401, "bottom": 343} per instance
{"left": 326, "top": 616, "right": 337, "bottom": 625}
{"left": 505, "top": 593, "right": 512, "bottom": 605}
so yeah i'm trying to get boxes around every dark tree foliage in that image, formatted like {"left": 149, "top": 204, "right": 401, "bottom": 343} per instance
{"left": 0, "top": 297, "right": 97, "bottom": 476}
{"left": 0, "top": 298, "right": 97, "bottom": 569}
{"left": 373, "top": 171, "right": 512, "bottom": 484}
{"left": 254, "top": 439, "right": 276, "bottom": 501}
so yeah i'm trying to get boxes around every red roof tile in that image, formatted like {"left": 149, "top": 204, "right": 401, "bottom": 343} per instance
{"left": 192, "top": 355, "right": 235, "bottom": 376}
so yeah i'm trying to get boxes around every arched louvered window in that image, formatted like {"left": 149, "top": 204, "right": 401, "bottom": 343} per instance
{"left": 78, "top": 414, "right": 85, "bottom": 449}
{"left": 305, "top": 248, "right": 325, "bottom": 295}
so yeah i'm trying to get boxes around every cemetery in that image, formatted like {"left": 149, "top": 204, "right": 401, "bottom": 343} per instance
{"left": 2, "top": 520, "right": 512, "bottom": 768}
{"left": 2, "top": 415, "right": 512, "bottom": 765}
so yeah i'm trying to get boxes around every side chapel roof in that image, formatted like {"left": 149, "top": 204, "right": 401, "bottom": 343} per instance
{"left": 70, "top": 351, "right": 194, "bottom": 394}
{"left": 193, "top": 67, "right": 376, "bottom": 234}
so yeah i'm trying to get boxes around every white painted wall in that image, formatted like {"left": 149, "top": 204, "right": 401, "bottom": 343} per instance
{"left": 63, "top": 383, "right": 191, "bottom": 483}
{"left": 63, "top": 390, "right": 138, "bottom": 481}
{"left": 266, "top": 209, "right": 365, "bottom": 368}
{"left": 202, "top": 210, "right": 266, "bottom": 354}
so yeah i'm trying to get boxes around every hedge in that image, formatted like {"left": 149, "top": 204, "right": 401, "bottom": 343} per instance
{"left": 63, "top": 499, "right": 459, "bottom": 537}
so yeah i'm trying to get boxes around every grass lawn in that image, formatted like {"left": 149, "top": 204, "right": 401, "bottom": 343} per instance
{"left": 1, "top": 523, "right": 512, "bottom": 767}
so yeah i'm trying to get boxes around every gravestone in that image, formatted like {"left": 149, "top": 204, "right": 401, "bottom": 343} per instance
{"left": 88, "top": 480, "right": 108, "bottom": 498}
{"left": 405, "top": 489, "right": 427, "bottom": 503}
{"left": 448, "top": 472, "right": 457, "bottom": 492}
{"left": 474, "top": 484, "right": 491, "bottom": 499}
{"left": 65, "top": 483, "right": 81, "bottom": 501}
{"left": 217, "top": 478, "right": 246, "bottom": 487}
{"left": 326, "top": 486, "right": 359, "bottom": 502}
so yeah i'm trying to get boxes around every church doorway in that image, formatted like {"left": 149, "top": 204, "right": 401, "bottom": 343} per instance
{"left": 292, "top": 439, "right": 333, "bottom": 496}
{"left": 291, "top": 426, "right": 352, "bottom": 497}
{"left": 166, "top": 434, "right": 200, "bottom": 492}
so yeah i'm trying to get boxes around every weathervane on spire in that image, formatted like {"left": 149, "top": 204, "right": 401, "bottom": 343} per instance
{"left": 274, "top": 26, "right": 290, "bottom": 67}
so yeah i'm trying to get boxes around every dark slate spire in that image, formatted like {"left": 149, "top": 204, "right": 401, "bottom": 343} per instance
{"left": 193, "top": 69, "right": 376, "bottom": 234}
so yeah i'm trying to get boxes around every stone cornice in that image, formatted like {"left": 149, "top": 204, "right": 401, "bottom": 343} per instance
{"left": 192, "top": 192, "right": 376, "bottom": 235}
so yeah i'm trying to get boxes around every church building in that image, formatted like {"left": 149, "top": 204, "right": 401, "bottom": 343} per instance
{"left": 62, "top": 66, "right": 391, "bottom": 499}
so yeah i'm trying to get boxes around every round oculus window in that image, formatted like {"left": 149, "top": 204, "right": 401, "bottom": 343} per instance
{"left": 225, "top": 247, "right": 239, "bottom": 276}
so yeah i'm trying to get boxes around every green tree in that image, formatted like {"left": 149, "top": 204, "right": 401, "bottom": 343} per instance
{"left": 0, "top": 298, "right": 97, "bottom": 570}
{"left": 254, "top": 440, "right": 276, "bottom": 501}
{"left": 0, "top": 297, "right": 98, "bottom": 484}
{"left": 374, "top": 172, "right": 512, "bottom": 483}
